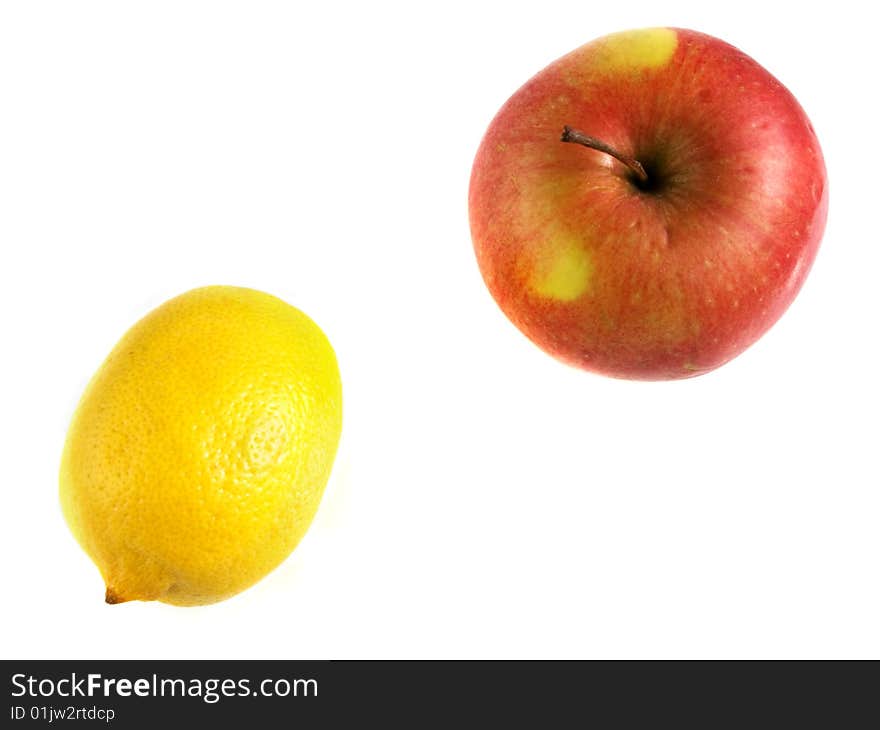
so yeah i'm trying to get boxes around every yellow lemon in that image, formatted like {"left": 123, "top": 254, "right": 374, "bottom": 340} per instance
{"left": 59, "top": 286, "right": 342, "bottom": 606}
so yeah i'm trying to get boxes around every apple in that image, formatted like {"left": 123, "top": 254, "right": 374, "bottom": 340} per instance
{"left": 469, "top": 28, "right": 828, "bottom": 380}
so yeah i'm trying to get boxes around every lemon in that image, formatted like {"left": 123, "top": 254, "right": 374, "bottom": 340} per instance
{"left": 59, "top": 286, "right": 342, "bottom": 606}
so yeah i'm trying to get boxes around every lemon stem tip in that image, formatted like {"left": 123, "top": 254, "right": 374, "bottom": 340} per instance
{"left": 104, "top": 587, "right": 129, "bottom": 605}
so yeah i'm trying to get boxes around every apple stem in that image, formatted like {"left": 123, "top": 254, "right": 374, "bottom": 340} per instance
{"left": 561, "top": 126, "right": 649, "bottom": 185}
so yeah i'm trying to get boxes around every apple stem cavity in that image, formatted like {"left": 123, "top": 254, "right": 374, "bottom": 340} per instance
{"left": 561, "top": 125, "right": 649, "bottom": 186}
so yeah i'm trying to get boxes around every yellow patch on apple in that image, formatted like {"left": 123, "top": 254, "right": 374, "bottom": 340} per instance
{"left": 527, "top": 236, "right": 594, "bottom": 301}
{"left": 591, "top": 28, "right": 678, "bottom": 73}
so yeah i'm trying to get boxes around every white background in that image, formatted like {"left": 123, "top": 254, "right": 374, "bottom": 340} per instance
{"left": 1, "top": 0, "right": 877, "bottom": 659}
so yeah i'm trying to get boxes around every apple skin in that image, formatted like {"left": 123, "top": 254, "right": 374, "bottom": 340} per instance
{"left": 469, "top": 28, "right": 828, "bottom": 380}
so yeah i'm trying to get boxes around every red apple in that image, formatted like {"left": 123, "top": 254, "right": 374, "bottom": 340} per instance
{"left": 469, "top": 28, "right": 828, "bottom": 380}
